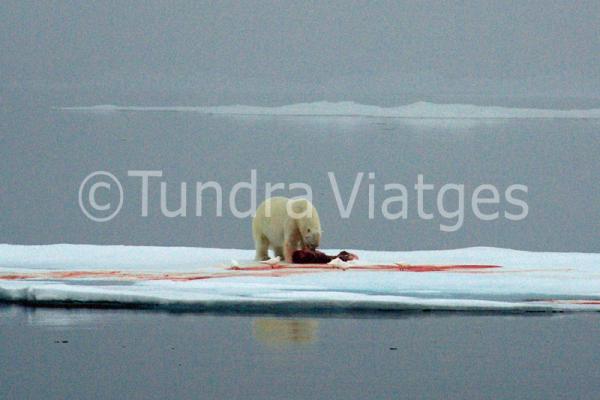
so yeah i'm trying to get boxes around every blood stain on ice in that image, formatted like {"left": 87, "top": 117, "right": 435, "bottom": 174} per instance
{"left": 0, "top": 264, "right": 500, "bottom": 282}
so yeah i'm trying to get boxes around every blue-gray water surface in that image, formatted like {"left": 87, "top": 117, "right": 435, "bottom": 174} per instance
{"left": 2, "top": 89, "right": 600, "bottom": 400}
{"left": 1, "top": 89, "right": 599, "bottom": 252}
{"left": 2, "top": 306, "right": 600, "bottom": 400}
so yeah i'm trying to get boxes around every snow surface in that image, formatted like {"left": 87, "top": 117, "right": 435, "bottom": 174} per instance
{"left": 1, "top": 244, "right": 600, "bottom": 312}
{"left": 57, "top": 101, "right": 600, "bottom": 119}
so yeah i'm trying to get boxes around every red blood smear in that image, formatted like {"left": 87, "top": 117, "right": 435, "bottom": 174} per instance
{"left": 545, "top": 299, "right": 600, "bottom": 305}
{"left": 527, "top": 299, "right": 600, "bottom": 305}
{"left": 0, "top": 264, "right": 500, "bottom": 282}
{"left": 393, "top": 264, "right": 499, "bottom": 272}
{"left": 50, "top": 271, "right": 121, "bottom": 279}
{"left": 0, "top": 274, "right": 33, "bottom": 280}
{"left": 226, "top": 264, "right": 500, "bottom": 272}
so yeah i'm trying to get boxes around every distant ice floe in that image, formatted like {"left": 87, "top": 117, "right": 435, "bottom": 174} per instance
{"left": 57, "top": 101, "right": 600, "bottom": 120}
{"left": 2, "top": 244, "right": 600, "bottom": 312}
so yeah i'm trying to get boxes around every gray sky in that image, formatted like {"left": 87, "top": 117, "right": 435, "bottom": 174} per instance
{"left": 2, "top": 0, "right": 599, "bottom": 100}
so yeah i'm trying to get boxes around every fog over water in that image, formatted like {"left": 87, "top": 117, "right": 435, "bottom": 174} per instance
{"left": 1, "top": 1, "right": 599, "bottom": 251}
{"left": 1, "top": 99, "right": 599, "bottom": 252}
{"left": 2, "top": 1, "right": 599, "bottom": 101}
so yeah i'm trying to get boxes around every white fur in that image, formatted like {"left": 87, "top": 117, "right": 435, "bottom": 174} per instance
{"left": 252, "top": 197, "right": 322, "bottom": 262}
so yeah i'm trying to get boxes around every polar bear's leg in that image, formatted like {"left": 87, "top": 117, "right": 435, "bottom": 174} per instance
{"left": 284, "top": 241, "right": 296, "bottom": 263}
{"left": 274, "top": 246, "right": 284, "bottom": 259}
{"left": 284, "top": 230, "right": 300, "bottom": 263}
{"left": 255, "top": 235, "right": 270, "bottom": 261}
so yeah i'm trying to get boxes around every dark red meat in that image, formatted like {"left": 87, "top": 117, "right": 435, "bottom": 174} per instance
{"left": 292, "top": 249, "right": 358, "bottom": 264}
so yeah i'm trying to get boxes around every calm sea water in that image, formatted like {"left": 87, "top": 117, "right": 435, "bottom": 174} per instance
{"left": 2, "top": 306, "right": 600, "bottom": 400}
{"left": 1, "top": 88, "right": 599, "bottom": 252}
{"left": 2, "top": 89, "right": 600, "bottom": 399}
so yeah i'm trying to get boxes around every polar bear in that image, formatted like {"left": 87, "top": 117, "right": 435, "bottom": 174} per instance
{"left": 252, "top": 197, "right": 322, "bottom": 263}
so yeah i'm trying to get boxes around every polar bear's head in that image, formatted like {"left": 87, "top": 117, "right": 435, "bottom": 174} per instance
{"left": 299, "top": 221, "right": 321, "bottom": 250}
{"left": 288, "top": 198, "right": 322, "bottom": 250}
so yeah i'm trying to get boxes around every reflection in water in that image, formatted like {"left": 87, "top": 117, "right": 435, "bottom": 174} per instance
{"left": 24, "top": 307, "right": 101, "bottom": 329}
{"left": 220, "top": 113, "right": 500, "bottom": 130}
{"left": 253, "top": 318, "right": 318, "bottom": 347}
